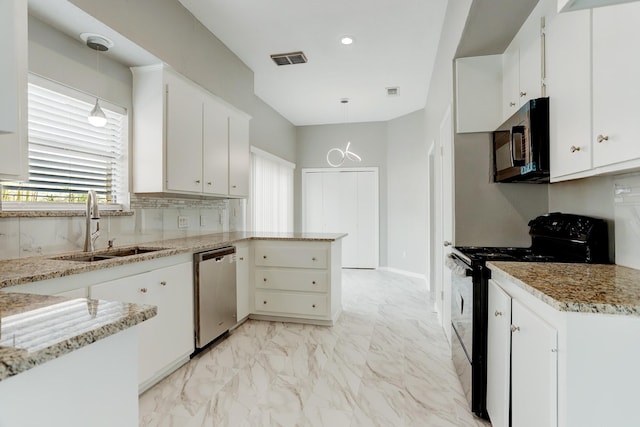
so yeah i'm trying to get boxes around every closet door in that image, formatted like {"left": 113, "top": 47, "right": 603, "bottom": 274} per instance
{"left": 323, "top": 171, "right": 358, "bottom": 268}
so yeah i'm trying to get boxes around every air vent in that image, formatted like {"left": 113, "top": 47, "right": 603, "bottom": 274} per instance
{"left": 270, "top": 51, "right": 308, "bottom": 66}
{"left": 386, "top": 87, "right": 400, "bottom": 97}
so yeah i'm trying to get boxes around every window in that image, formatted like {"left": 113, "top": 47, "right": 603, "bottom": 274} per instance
{"left": 1, "top": 75, "right": 128, "bottom": 210}
{"left": 250, "top": 147, "right": 294, "bottom": 232}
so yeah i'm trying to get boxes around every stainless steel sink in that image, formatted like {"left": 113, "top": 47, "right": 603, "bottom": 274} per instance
{"left": 51, "top": 247, "right": 168, "bottom": 262}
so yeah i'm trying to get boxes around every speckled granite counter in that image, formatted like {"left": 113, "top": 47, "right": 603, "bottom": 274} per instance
{"left": 0, "top": 232, "right": 347, "bottom": 289}
{"left": 0, "top": 293, "right": 156, "bottom": 381}
{"left": 488, "top": 262, "right": 640, "bottom": 316}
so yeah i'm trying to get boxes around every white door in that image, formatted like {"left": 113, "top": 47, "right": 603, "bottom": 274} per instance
{"left": 302, "top": 168, "right": 378, "bottom": 268}
{"left": 439, "top": 105, "right": 454, "bottom": 341}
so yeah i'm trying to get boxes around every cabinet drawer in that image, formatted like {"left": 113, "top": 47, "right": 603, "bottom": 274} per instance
{"left": 254, "top": 291, "right": 328, "bottom": 316}
{"left": 254, "top": 246, "right": 327, "bottom": 269}
{"left": 255, "top": 269, "right": 328, "bottom": 292}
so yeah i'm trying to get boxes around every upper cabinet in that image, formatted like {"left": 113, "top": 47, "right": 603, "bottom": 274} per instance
{"left": 131, "top": 65, "right": 251, "bottom": 198}
{"left": 0, "top": 0, "right": 28, "bottom": 180}
{"left": 454, "top": 55, "right": 502, "bottom": 133}
{"left": 558, "top": 0, "right": 639, "bottom": 12}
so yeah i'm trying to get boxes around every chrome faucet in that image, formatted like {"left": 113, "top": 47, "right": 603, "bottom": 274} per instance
{"left": 84, "top": 190, "right": 100, "bottom": 252}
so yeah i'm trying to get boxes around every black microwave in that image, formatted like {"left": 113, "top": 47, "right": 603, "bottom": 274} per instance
{"left": 493, "top": 97, "right": 549, "bottom": 183}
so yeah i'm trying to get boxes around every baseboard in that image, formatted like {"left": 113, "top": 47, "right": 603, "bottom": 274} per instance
{"left": 379, "top": 266, "right": 427, "bottom": 281}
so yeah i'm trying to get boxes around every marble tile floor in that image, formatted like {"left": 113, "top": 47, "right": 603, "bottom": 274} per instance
{"left": 139, "top": 269, "right": 491, "bottom": 426}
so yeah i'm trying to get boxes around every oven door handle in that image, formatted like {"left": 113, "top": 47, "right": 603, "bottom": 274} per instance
{"left": 446, "top": 254, "right": 473, "bottom": 277}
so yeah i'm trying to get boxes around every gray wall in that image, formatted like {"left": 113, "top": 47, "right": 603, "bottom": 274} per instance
{"left": 454, "top": 132, "right": 550, "bottom": 246}
{"left": 69, "top": 0, "right": 296, "bottom": 163}
{"left": 295, "top": 122, "right": 388, "bottom": 266}
{"left": 386, "top": 110, "right": 428, "bottom": 275}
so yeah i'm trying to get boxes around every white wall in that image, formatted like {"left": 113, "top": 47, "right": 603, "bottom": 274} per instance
{"left": 386, "top": 109, "right": 428, "bottom": 275}
{"left": 295, "top": 122, "right": 388, "bottom": 265}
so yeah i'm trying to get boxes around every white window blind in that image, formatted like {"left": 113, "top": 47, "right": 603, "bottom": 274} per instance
{"left": 1, "top": 78, "right": 127, "bottom": 207}
{"left": 250, "top": 147, "right": 294, "bottom": 232}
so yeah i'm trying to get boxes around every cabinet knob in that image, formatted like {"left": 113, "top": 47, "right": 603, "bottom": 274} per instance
{"left": 263, "top": 277, "right": 267, "bottom": 282}
{"left": 195, "top": 179, "right": 201, "bottom": 184}
{"left": 312, "top": 281, "right": 316, "bottom": 285}
{"left": 207, "top": 182, "right": 212, "bottom": 186}
{"left": 519, "top": 91, "right": 527, "bottom": 97}
{"left": 263, "top": 300, "right": 267, "bottom": 305}
{"left": 312, "top": 304, "right": 316, "bottom": 308}
{"left": 570, "top": 145, "right": 581, "bottom": 153}
{"left": 160, "top": 281, "right": 167, "bottom": 286}
{"left": 509, "top": 102, "right": 516, "bottom": 107}
{"left": 443, "top": 241, "right": 452, "bottom": 247}
{"left": 511, "top": 325, "right": 520, "bottom": 333}
{"left": 597, "top": 134, "right": 609, "bottom": 143}
{"left": 239, "top": 257, "right": 244, "bottom": 261}
{"left": 494, "top": 310, "right": 502, "bottom": 317}
{"left": 139, "top": 287, "right": 148, "bottom": 293}
{"left": 312, "top": 257, "right": 317, "bottom": 261}
{"left": 232, "top": 185, "right": 237, "bottom": 188}
{"left": 263, "top": 255, "right": 267, "bottom": 259}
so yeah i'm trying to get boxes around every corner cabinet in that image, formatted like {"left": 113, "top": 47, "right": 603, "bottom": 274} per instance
{"left": 0, "top": 0, "right": 28, "bottom": 180}
{"left": 251, "top": 240, "right": 342, "bottom": 325}
{"left": 90, "top": 261, "right": 194, "bottom": 393}
{"left": 131, "top": 65, "right": 251, "bottom": 198}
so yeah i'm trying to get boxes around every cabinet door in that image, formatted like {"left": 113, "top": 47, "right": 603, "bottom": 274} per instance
{"left": 511, "top": 299, "right": 558, "bottom": 427}
{"left": 502, "top": 45, "right": 519, "bottom": 121}
{"left": 236, "top": 244, "right": 250, "bottom": 321}
{"left": 0, "top": 0, "right": 27, "bottom": 179}
{"left": 203, "top": 98, "right": 229, "bottom": 195}
{"left": 486, "top": 281, "right": 512, "bottom": 427}
{"left": 165, "top": 74, "right": 204, "bottom": 193}
{"left": 518, "top": 24, "right": 541, "bottom": 106}
{"left": 592, "top": 2, "right": 640, "bottom": 168}
{"left": 228, "top": 114, "right": 250, "bottom": 197}
{"left": 547, "top": 9, "right": 592, "bottom": 178}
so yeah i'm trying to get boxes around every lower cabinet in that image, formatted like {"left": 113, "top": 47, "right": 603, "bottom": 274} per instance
{"left": 235, "top": 242, "right": 250, "bottom": 322}
{"left": 487, "top": 279, "right": 558, "bottom": 427}
{"left": 90, "top": 261, "right": 194, "bottom": 392}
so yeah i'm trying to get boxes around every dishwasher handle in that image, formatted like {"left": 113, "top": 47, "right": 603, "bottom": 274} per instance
{"left": 196, "top": 246, "right": 236, "bottom": 262}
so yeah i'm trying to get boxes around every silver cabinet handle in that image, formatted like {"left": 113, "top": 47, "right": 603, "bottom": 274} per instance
{"left": 509, "top": 102, "right": 516, "bottom": 107}
{"left": 160, "top": 281, "right": 167, "bottom": 286}
{"left": 232, "top": 185, "right": 237, "bottom": 188}
{"left": 519, "top": 91, "right": 527, "bottom": 97}
{"left": 597, "top": 134, "right": 609, "bottom": 143}
{"left": 207, "top": 182, "right": 212, "bottom": 186}
{"left": 443, "top": 241, "right": 452, "bottom": 247}
{"left": 511, "top": 325, "right": 520, "bottom": 333}
{"left": 494, "top": 310, "right": 502, "bottom": 317}
{"left": 139, "top": 288, "right": 148, "bottom": 293}
{"left": 239, "top": 257, "right": 244, "bottom": 261}
{"left": 570, "top": 145, "right": 581, "bottom": 153}
{"left": 195, "top": 179, "right": 201, "bottom": 184}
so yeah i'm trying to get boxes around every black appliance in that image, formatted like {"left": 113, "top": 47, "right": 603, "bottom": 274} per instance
{"left": 493, "top": 97, "right": 549, "bottom": 183}
{"left": 448, "top": 212, "right": 609, "bottom": 419}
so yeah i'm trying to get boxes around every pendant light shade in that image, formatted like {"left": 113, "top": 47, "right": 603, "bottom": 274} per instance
{"left": 88, "top": 98, "right": 107, "bottom": 127}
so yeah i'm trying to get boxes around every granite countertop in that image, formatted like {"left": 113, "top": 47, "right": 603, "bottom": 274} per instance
{"left": 488, "top": 261, "right": 640, "bottom": 316}
{"left": 0, "top": 292, "right": 156, "bottom": 381}
{"left": 0, "top": 231, "right": 347, "bottom": 289}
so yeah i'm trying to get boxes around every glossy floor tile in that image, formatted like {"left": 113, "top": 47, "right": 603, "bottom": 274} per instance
{"left": 139, "top": 269, "right": 491, "bottom": 426}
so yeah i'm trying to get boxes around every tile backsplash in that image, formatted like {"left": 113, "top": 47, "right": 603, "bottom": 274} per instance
{"left": 0, "top": 196, "right": 246, "bottom": 260}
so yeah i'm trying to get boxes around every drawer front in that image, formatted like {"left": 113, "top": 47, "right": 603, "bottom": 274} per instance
{"left": 254, "top": 291, "right": 328, "bottom": 317}
{"left": 254, "top": 246, "right": 328, "bottom": 269}
{"left": 255, "top": 269, "right": 328, "bottom": 293}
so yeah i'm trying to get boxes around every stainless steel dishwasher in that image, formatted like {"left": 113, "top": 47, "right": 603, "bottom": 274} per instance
{"left": 194, "top": 246, "right": 237, "bottom": 350}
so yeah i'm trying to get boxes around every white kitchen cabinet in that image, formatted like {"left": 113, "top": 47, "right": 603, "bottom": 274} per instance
{"left": 486, "top": 280, "right": 512, "bottom": 427}
{"left": 0, "top": 0, "right": 28, "bottom": 180}
{"left": 592, "top": 2, "right": 640, "bottom": 168}
{"left": 235, "top": 242, "right": 250, "bottom": 322}
{"left": 252, "top": 240, "right": 342, "bottom": 325}
{"left": 501, "top": 44, "right": 520, "bottom": 121}
{"left": 454, "top": 55, "right": 502, "bottom": 133}
{"left": 228, "top": 113, "right": 250, "bottom": 197}
{"left": 131, "top": 65, "right": 251, "bottom": 198}
{"left": 90, "top": 261, "right": 194, "bottom": 393}
{"left": 547, "top": 9, "right": 592, "bottom": 179}
{"left": 511, "top": 299, "right": 558, "bottom": 427}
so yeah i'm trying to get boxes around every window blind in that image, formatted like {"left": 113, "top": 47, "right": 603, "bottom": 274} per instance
{"left": 250, "top": 148, "right": 294, "bottom": 233}
{"left": 1, "top": 82, "right": 126, "bottom": 205}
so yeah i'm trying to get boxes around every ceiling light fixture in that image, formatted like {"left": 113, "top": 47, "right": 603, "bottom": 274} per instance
{"left": 327, "top": 98, "right": 362, "bottom": 167}
{"left": 81, "top": 33, "right": 114, "bottom": 128}
{"left": 340, "top": 35, "right": 355, "bottom": 45}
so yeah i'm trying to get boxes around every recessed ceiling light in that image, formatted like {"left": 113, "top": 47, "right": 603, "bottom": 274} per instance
{"left": 340, "top": 35, "right": 355, "bottom": 45}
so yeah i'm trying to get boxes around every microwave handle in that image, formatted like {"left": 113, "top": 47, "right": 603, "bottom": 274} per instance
{"left": 511, "top": 125, "right": 525, "bottom": 166}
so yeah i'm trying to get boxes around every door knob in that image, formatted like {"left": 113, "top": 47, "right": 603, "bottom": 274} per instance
{"left": 597, "top": 134, "right": 609, "bottom": 143}
{"left": 443, "top": 241, "right": 452, "bottom": 247}
{"left": 570, "top": 145, "right": 581, "bottom": 153}
{"left": 494, "top": 310, "right": 502, "bottom": 317}
{"left": 511, "top": 325, "right": 520, "bottom": 333}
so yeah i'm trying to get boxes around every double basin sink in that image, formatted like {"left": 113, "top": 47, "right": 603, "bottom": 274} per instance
{"left": 51, "top": 247, "right": 168, "bottom": 263}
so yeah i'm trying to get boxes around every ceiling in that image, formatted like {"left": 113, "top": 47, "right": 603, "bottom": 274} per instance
{"left": 27, "top": 0, "right": 537, "bottom": 127}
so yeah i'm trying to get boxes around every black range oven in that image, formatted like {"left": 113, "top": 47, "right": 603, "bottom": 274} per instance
{"left": 448, "top": 212, "right": 609, "bottom": 419}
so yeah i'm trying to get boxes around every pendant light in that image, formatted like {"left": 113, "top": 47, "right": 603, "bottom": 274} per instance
{"left": 326, "top": 98, "right": 362, "bottom": 167}
{"left": 81, "top": 33, "right": 113, "bottom": 128}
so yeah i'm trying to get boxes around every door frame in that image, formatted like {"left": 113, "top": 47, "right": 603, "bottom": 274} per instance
{"left": 301, "top": 167, "right": 380, "bottom": 268}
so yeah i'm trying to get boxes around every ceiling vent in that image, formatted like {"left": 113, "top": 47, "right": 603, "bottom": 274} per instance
{"left": 270, "top": 51, "right": 308, "bottom": 66}
{"left": 386, "top": 87, "right": 400, "bottom": 97}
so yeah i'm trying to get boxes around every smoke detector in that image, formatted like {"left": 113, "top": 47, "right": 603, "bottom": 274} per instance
{"left": 80, "top": 33, "right": 114, "bottom": 51}
{"left": 270, "top": 51, "right": 308, "bottom": 66}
